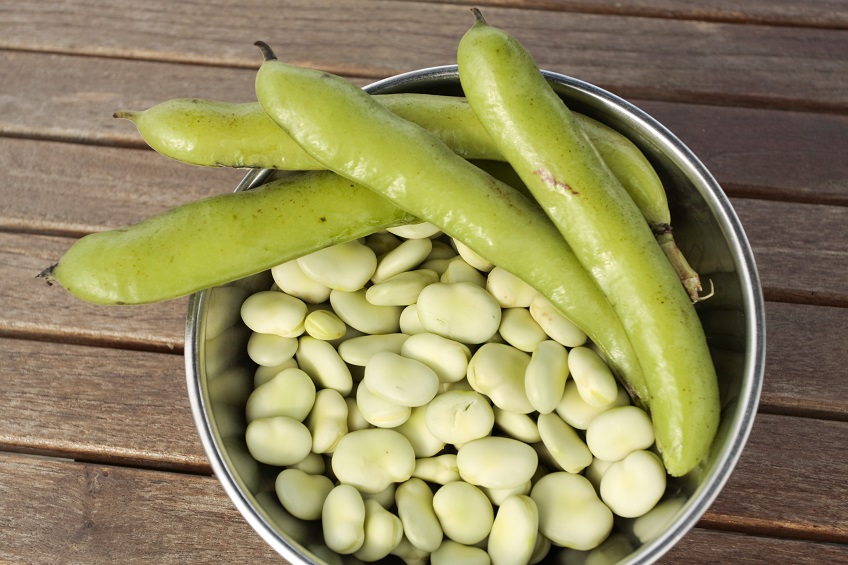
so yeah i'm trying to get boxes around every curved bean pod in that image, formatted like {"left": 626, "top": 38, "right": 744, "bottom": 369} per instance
{"left": 40, "top": 171, "right": 415, "bottom": 304}
{"left": 252, "top": 42, "right": 648, "bottom": 403}
{"left": 457, "top": 10, "right": 718, "bottom": 476}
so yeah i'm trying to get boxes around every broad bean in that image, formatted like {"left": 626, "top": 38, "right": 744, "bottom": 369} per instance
{"left": 275, "top": 468, "right": 334, "bottom": 521}
{"left": 487, "top": 495, "right": 538, "bottom": 565}
{"left": 457, "top": 11, "right": 718, "bottom": 475}
{"left": 330, "top": 429, "right": 416, "bottom": 494}
{"left": 396, "top": 478, "right": 444, "bottom": 553}
{"left": 432, "top": 481, "right": 494, "bottom": 545}
{"left": 322, "top": 484, "right": 366, "bottom": 554}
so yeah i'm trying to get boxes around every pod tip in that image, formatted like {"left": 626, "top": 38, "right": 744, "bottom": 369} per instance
{"left": 113, "top": 110, "right": 138, "bottom": 121}
{"left": 470, "top": 7, "right": 487, "bottom": 24}
{"left": 254, "top": 40, "right": 278, "bottom": 62}
{"left": 37, "top": 264, "right": 57, "bottom": 285}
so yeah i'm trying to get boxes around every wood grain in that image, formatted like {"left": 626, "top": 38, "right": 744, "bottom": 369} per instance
{"left": 0, "top": 447, "right": 845, "bottom": 564}
{"left": 0, "top": 136, "right": 246, "bottom": 237}
{"left": 0, "top": 338, "right": 208, "bottom": 472}
{"left": 703, "top": 414, "right": 848, "bottom": 543}
{"left": 1, "top": 1, "right": 846, "bottom": 111}
{"left": 732, "top": 198, "right": 848, "bottom": 307}
{"left": 660, "top": 528, "right": 848, "bottom": 564}
{"left": 0, "top": 232, "right": 187, "bottom": 350}
{"left": 430, "top": 0, "right": 848, "bottom": 29}
{"left": 0, "top": 453, "right": 282, "bottom": 564}
{"left": 759, "top": 302, "right": 848, "bottom": 420}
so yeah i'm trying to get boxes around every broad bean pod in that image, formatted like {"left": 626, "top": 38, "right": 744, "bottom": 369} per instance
{"left": 457, "top": 9, "right": 719, "bottom": 476}
{"left": 252, "top": 41, "right": 648, "bottom": 403}
{"left": 40, "top": 171, "right": 415, "bottom": 304}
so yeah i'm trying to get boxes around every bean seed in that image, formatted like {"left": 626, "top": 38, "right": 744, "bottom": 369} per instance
{"left": 297, "top": 240, "right": 377, "bottom": 291}
{"left": 241, "top": 290, "right": 308, "bottom": 337}
{"left": 396, "top": 478, "right": 444, "bottom": 553}
{"left": 433, "top": 481, "right": 494, "bottom": 545}
{"left": 331, "top": 429, "right": 416, "bottom": 494}
{"left": 353, "top": 499, "right": 404, "bottom": 562}
{"left": 467, "top": 343, "right": 533, "bottom": 414}
{"left": 456, "top": 436, "right": 538, "bottom": 489}
{"left": 296, "top": 335, "right": 353, "bottom": 396}
{"left": 395, "top": 405, "right": 446, "bottom": 458}
{"left": 246, "top": 332, "right": 297, "bottom": 367}
{"left": 355, "top": 381, "right": 411, "bottom": 428}
{"left": 275, "top": 468, "right": 334, "bottom": 520}
{"left": 387, "top": 221, "right": 443, "bottom": 239}
{"left": 372, "top": 237, "right": 433, "bottom": 283}
{"left": 432, "top": 540, "right": 491, "bottom": 565}
{"left": 487, "top": 495, "right": 538, "bottom": 565}
{"left": 245, "top": 416, "right": 312, "bottom": 466}
{"left": 401, "top": 332, "right": 471, "bottom": 384}
{"left": 585, "top": 405, "right": 655, "bottom": 462}
{"left": 322, "top": 484, "right": 366, "bottom": 554}
{"left": 530, "top": 472, "right": 613, "bottom": 550}
{"left": 303, "top": 309, "right": 347, "bottom": 341}
{"left": 537, "top": 412, "right": 593, "bottom": 474}
{"left": 558, "top": 380, "right": 629, "bottom": 431}
{"left": 413, "top": 454, "right": 460, "bottom": 485}
{"left": 306, "top": 388, "right": 349, "bottom": 454}
{"left": 330, "top": 288, "right": 402, "bottom": 335}
{"left": 338, "top": 333, "right": 410, "bottom": 366}
{"left": 493, "top": 408, "right": 541, "bottom": 443}
{"left": 452, "top": 238, "right": 494, "bottom": 272}
{"left": 425, "top": 390, "right": 494, "bottom": 445}
{"left": 367, "top": 269, "right": 439, "bottom": 305}
{"left": 525, "top": 340, "right": 568, "bottom": 414}
{"left": 568, "top": 346, "right": 619, "bottom": 407}
{"left": 245, "top": 367, "right": 316, "bottom": 422}
{"left": 529, "top": 294, "right": 588, "bottom": 348}
{"left": 486, "top": 266, "right": 538, "bottom": 308}
{"left": 271, "top": 259, "right": 332, "bottom": 304}
{"left": 600, "top": 450, "right": 666, "bottom": 518}
{"left": 417, "top": 282, "right": 501, "bottom": 344}
{"left": 440, "top": 257, "right": 487, "bottom": 287}
{"left": 364, "top": 351, "right": 440, "bottom": 407}
{"left": 498, "top": 307, "right": 548, "bottom": 353}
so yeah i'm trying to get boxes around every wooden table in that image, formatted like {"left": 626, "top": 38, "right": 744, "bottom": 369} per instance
{"left": 1, "top": 1, "right": 846, "bottom": 563}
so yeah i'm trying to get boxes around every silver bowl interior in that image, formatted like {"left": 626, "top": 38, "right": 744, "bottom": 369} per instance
{"left": 185, "top": 66, "right": 766, "bottom": 564}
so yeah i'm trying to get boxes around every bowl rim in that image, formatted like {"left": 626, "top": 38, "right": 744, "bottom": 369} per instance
{"left": 185, "top": 64, "right": 766, "bottom": 565}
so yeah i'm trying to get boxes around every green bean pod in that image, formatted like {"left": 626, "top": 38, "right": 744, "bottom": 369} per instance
{"left": 40, "top": 171, "right": 415, "bottom": 304}
{"left": 252, "top": 42, "right": 648, "bottom": 404}
{"left": 118, "top": 94, "right": 702, "bottom": 300}
{"left": 456, "top": 10, "right": 718, "bottom": 476}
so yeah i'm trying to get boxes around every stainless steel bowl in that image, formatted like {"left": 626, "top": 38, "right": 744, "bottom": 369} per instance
{"left": 185, "top": 66, "right": 766, "bottom": 564}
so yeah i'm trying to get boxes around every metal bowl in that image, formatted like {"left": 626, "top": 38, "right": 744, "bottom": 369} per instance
{"left": 185, "top": 66, "right": 765, "bottom": 564}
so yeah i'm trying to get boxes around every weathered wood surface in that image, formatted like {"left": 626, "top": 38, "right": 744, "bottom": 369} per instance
{"left": 2, "top": 0, "right": 847, "bottom": 562}
{"left": 1, "top": 1, "right": 847, "bottom": 111}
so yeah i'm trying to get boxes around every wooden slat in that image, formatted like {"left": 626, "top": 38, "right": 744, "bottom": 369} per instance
{"left": 430, "top": 0, "right": 848, "bottom": 29}
{"left": 0, "top": 232, "right": 187, "bottom": 350}
{"left": 660, "top": 528, "right": 848, "bottom": 564}
{"left": 760, "top": 302, "right": 848, "bottom": 420}
{"left": 0, "top": 453, "right": 282, "bottom": 563}
{"left": 0, "top": 447, "right": 845, "bottom": 564}
{"left": 703, "top": 413, "right": 848, "bottom": 543}
{"left": 0, "top": 137, "right": 246, "bottom": 236}
{"left": 2, "top": 51, "right": 846, "bottom": 209}
{"left": 1, "top": 1, "right": 846, "bottom": 111}
{"left": 731, "top": 198, "right": 848, "bottom": 307}
{"left": 635, "top": 100, "right": 848, "bottom": 207}
{"left": 0, "top": 338, "right": 208, "bottom": 472}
